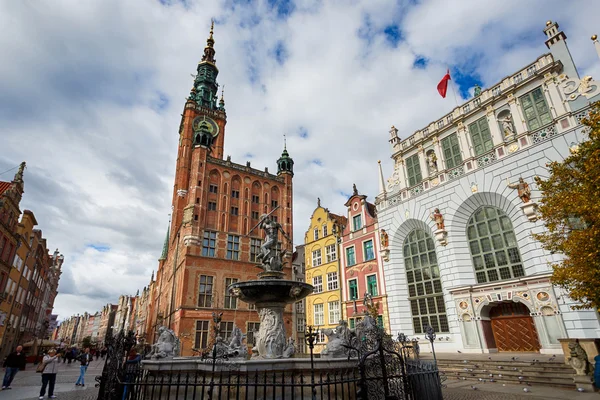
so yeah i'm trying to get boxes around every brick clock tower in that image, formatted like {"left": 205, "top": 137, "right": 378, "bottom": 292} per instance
{"left": 149, "top": 22, "right": 294, "bottom": 356}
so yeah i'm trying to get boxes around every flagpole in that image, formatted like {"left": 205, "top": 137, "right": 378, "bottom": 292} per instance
{"left": 448, "top": 68, "right": 460, "bottom": 107}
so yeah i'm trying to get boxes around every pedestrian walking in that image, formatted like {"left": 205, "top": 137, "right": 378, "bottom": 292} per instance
{"left": 2, "top": 345, "right": 26, "bottom": 390}
{"left": 39, "top": 348, "right": 59, "bottom": 399}
{"left": 75, "top": 347, "right": 92, "bottom": 387}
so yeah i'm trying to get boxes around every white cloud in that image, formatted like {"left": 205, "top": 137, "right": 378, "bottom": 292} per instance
{"left": 1, "top": 0, "right": 598, "bottom": 320}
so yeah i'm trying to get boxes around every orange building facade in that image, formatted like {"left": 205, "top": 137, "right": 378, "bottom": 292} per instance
{"left": 147, "top": 23, "right": 294, "bottom": 356}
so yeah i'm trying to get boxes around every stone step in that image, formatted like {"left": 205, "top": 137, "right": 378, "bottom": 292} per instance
{"left": 443, "top": 367, "right": 573, "bottom": 380}
{"left": 446, "top": 375, "right": 576, "bottom": 389}
{"left": 438, "top": 362, "right": 573, "bottom": 373}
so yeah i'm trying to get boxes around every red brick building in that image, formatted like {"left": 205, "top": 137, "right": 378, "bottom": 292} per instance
{"left": 340, "top": 185, "right": 390, "bottom": 332}
{"left": 148, "top": 22, "right": 294, "bottom": 355}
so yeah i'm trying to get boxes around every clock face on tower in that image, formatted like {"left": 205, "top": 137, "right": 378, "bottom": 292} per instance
{"left": 192, "top": 116, "right": 219, "bottom": 137}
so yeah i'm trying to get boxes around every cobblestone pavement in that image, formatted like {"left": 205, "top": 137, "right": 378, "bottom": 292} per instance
{"left": 0, "top": 359, "right": 102, "bottom": 400}
{"left": 442, "top": 379, "right": 598, "bottom": 400}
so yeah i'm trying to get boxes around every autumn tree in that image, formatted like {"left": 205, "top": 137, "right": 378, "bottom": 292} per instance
{"left": 533, "top": 101, "right": 600, "bottom": 309}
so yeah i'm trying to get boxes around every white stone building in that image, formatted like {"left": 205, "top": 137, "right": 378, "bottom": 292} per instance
{"left": 376, "top": 21, "right": 600, "bottom": 354}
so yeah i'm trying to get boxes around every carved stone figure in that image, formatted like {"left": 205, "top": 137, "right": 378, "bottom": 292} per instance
{"left": 380, "top": 229, "right": 389, "bottom": 248}
{"left": 430, "top": 208, "right": 445, "bottom": 230}
{"left": 426, "top": 152, "right": 438, "bottom": 174}
{"left": 507, "top": 177, "right": 532, "bottom": 203}
{"left": 146, "top": 326, "right": 180, "bottom": 359}
{"left": 501, "top": 114, "right": 515, "bottom": 139}
{"left": 283, "top": 337, "right": 296, "bottom": 358}
{"left": 568, "top": 341, "right": 590, "bottom": 376}
{"left": 321, "top": 320, "right": 353, "bottom": 358}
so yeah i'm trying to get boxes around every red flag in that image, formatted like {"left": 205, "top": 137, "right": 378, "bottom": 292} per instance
{"left": 437, "top": 70, "right": 451, "bottom": 98}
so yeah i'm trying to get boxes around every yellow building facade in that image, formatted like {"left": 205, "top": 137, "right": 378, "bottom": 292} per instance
{"left": 304, "top": 203, "right": 346, "bottom": 353}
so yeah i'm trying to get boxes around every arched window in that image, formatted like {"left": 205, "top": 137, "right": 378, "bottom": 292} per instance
{"left": 404, "top": 229, "right": 448, "bottom": 334}
{"left": 467, "top": 206, "right": 524, "bottom": 284}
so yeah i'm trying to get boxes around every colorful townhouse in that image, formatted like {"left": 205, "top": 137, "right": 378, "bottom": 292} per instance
{"left": 340, "top": 185, "right": 390, "bottom": 331}
{"left": 304, "top": 200, "right": 346, "bottom": 353}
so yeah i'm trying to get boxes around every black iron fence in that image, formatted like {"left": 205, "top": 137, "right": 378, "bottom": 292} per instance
{"left": 97, "top": 320, "right": 443, "bottom": 400}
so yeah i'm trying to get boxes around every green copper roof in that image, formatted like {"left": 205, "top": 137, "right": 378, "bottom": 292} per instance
{"left": 159, "top": 225, "right": 170, "bottom": 260}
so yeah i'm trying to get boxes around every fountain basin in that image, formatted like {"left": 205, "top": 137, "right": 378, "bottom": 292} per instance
{"left": 228, "top": 280, "right": 313, "bottom": 305}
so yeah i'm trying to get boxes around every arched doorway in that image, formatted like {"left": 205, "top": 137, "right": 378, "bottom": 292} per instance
{"left": 489, "top": 302, "right": 540, "bottom": 352}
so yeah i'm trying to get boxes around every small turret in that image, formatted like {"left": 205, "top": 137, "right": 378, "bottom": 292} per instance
{"left": 277, "top": 137, "right": 294, "bottom": 176}
{"left": 159, "top": 225, "right": 170, "bottom": 261}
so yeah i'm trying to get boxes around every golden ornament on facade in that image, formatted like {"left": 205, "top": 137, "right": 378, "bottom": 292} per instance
{"left": 546, "top": 20, "right": 552, "bottom": 26}
{"left": 592, "top": 34, "right": 597, "bottom": 41}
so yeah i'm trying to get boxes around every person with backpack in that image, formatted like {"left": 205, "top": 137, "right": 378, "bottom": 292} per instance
{"left": 75, "top": 347, "right": 92, "bottom": 387}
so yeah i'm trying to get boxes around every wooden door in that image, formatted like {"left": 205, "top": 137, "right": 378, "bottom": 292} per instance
{"left": 490, "top": 303, "right": 540, "bottom": 352}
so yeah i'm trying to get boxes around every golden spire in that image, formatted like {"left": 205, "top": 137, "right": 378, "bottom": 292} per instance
{"left": 201, "top": 19, "right": 216, "bottom": 64}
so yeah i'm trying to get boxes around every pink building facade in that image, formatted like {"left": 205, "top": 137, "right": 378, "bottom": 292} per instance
{"left": 340, "top": 187, "right": 390, "bottom": 331}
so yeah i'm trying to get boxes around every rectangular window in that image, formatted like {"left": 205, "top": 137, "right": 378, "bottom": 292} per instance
{"left": 208, "top": 201, "right": 216, "bottom": 211}
{"left": 377, "top": 315, "right": 384, "bottom": 329}
{"left": 202, "top": 231, "right": 216, "bottom": 257}
{"left": 247, "top": 322, "right": 260, "bottom": 346}
{"left": 209, "top": 184, "right": 218, "bottom": 194}
{"left": 349, "top": 279, "right": 358, "bottom": 300}
{"left": 313, "top": 228, "right": 319, "bottom": 241}
{"left": 198, "top": 275, "right": 213, "bottom": 307}
{"left": 328, "top": 301, "right": 340, "bottom": 325}
{"left": 297, "top": 318, "right": 305, "bottom": 332}
{"left": 226, "top": 235, "right": 240, "bottom": 260}
{"left": 325, "top": 244, "right": 337, "bottom": 262}
{"left": 363, "top": 240, "right": 375, "bottom": 261}
{"left": 194, "top": 320, "right": 210, "bottom": 349}
{"left": 349, "top": 318, "right": 355, "bottom": 329}
{"left": 250, "top": 238, "right": 261, "bottom": 262}
{"left": 251, "top": 211, "right": 259, "bottom": 220}
{"left": 312, "top": 276, "right": 323, "bottom": 293}
{"left": 322, "top": 225, "right": 328, "bottom": 237}
{"left": 469, "top": 116, "right": 494, "bottom": 156}
{"left": 252, "top": 195, "right": 260, "bottom": 203}
{"left": 219, "top": 321, "right": 234, "bottom": 341}
{"left": 231, "top": 190, "right": 240, "bottom": 198}
{"left": 271, "top": 200, "right": 278, "bottom": 208}
{"left": 312, "top": 249, "right": 322, "bottom": 267}
{"left": 224, "top": 278, "right": 238, "bottom": 309}
{"left": 314, "top": 304, "right": 324, "bottom": 326}
{"left": 327, "top": 272, "right": 338, "bottom": 291}
{"left": 367, "top": 275, "right": 378, "bottom": 296}
{"left": 346, "top": 247, "right": 356, "bottom": 267}
{"left": 353, "top": 214, "right": 362, "bottom": 231}
{"left": 406, "top": 154, "right": 422, "bottom": 186}
{"left": 230, "top": 206, "right": 239, "bottom": 216}
{"left": 520, "top": 87, "right": 552, "bottom": 131}
{"left": 295, "top": 301, "right": 304, "bottom": 313}
{"left": 441, "top": 133, "right": 462, "bottom": 169}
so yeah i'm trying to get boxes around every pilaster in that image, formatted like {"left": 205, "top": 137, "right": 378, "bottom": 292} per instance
{"left": 485, "top": 106, "right": 503, "bottom": 146}
{"left": 507, "top": 93, "right": 527, "bottom": 135}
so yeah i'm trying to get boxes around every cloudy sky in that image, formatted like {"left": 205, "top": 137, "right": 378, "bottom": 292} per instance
{"left": 1, "top": 0, "right": 599, "bottom": 321}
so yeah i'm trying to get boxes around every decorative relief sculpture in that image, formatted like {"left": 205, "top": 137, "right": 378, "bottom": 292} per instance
{"left": 146, "top": 326, "right": 180, "bottom": 360}
{"left": 507, "top": 177, "right": 538, "bottom": 222}
{"left": 426, "top": 151, "right": 438, "bottom": 175}
{"left": 254, "top": 307, "right": 287, "bottom": 359}
{"left": 430, "top": 208, "right": 447, "bottom": 246}
{"left": 283, "top": 337, "right": 296, "bottom": 358}
{"left": 380, "top": 229, "right": 389, "bottom": 248}
{"left": 430, "top": 208, "right": 445, "bottom": 230}
{"left": 568, "top": 341, "right": 590, "bottom": 376}
{"left": 500, "top": 114, "right": 516, "bottom": 140}
{"left": 562, "top": 75, "right": 599, "bottom": 101}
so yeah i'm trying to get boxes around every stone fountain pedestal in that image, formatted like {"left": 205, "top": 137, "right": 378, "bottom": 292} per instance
{"left": 228, "top": 273, "right": 313, "bottom": 359}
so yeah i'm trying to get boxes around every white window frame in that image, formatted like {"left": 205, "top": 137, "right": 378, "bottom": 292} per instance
{"left": 312, "top": 249, "right": 322, "bottom": 267}
{"left": 312, "top": 276, "right": 323, "bottom": 293}
{"left": 322, "top": 225, "right": 328, "bottom": 237}
{"left": 325, "top": 244, "right": 337, "bottom": 262}
{"left": 327, "top": 271, "right": 338, "bottom": 291}
{"left": 313, "top": 228, "right": 319, "bottom": 241}
{"left": 353, "top": 214, "right": 362, "bottom": 231}
{"left": 295, "top": 301, "right": 304, "bottom": 313}
{"left": 365, "top": 273, "right": 378, "bottom": 296}
{"left": 297, "top": 318, "right": 305, "bottom": 332}
{"left": 346, "top": 246, "right": 356, "bottom": 267}
{"left": 314, "top": 303, "right": 324, "bottom": 326}
{"left": 328, "top": 300, "right": 340, "bottom": 325}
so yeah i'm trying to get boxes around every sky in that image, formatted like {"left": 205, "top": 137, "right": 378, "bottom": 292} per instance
{"left": 1, "top": 0, "right": 599, "bottom": 321}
